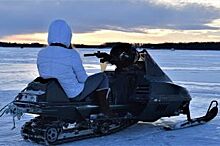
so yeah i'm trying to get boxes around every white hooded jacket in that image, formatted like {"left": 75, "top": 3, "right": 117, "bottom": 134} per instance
{"left": 37, "top": 20, "right": 88, "bottom": 98}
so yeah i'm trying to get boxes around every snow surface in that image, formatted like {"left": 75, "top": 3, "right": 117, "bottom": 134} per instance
{"left": 0, "top": 47, "right": 219, "bottom": 146}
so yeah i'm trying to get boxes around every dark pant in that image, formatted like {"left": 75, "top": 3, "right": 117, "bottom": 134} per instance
{"left": 72, "top": 72, "right": 109, "bottom": 101}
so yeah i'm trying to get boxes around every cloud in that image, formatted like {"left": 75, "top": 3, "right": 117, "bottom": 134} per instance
{"left": 0, "top": 0, "right": 220, "bottom": 38}
{"left": 150, "top": 0, "right": 220, "bottom": 8}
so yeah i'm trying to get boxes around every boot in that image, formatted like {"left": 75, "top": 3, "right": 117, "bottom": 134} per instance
{"left": 96, "top": 89, "right": 115, "bottom": 117}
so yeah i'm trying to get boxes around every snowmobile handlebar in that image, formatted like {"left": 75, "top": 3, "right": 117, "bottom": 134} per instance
{"left": 84, "top": 51, "right": 110, "bottom": 58}
{"left": 84, "top": 51, "right": 112, "bottom": 63}
{"left": 84, "top": 53, "right": 96, "bottom": 57}
{"left": 84, "top": 47, "right": 140, "bottom": 68}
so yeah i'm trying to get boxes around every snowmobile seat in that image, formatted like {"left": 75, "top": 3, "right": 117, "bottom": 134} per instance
{"left": 29, "top": 77, "right": 95, "bottom": 104}
{"left": 28, "top": 77, "right": 70, "bottom": 103}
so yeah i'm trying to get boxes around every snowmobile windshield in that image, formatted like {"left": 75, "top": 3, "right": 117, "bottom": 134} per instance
{"left": 48, "top": 20, "right": 72, "bottom": 48}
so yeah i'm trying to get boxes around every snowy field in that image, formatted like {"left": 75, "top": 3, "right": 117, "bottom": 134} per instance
{"left": 0, "top": 47, "right": 219, "bottom": 146}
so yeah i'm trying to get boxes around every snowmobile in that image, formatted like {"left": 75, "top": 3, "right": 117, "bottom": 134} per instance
{"left": 0, "top": 44, "right": 218, "bottom": 145}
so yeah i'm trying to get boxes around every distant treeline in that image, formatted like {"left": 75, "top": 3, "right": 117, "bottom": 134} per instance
{"left": 76, "top": 42, "right": 220, "bottom": 50}
{"left": 1, "top": 41, "right": 220, "bottom": 50}
{"left": 0, "top": 42, "right": 46, "bottom": 48}
{"left": 140, "top": 42, "right": 220, "bottom": 50}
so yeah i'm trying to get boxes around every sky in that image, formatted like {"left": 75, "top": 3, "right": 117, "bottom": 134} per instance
{"left": 1, "top": 0, "right": 220, "bottom": 45}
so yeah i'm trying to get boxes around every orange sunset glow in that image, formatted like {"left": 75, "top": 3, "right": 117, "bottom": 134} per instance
{"left": 1, "top": 28, "right": 220, "bottom": 45}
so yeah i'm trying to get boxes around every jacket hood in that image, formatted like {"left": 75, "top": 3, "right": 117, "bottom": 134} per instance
{"left": 48, "top": 20, "right": 72, "bottom": 48}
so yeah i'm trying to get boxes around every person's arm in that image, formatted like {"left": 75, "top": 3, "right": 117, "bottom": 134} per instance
{"left": 72, "top": 51, "right": 88, "bottom": 83}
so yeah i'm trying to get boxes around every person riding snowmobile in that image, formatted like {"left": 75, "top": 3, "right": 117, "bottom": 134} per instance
{"left": 37, "top": 19, "right": 112, "bottom": 116}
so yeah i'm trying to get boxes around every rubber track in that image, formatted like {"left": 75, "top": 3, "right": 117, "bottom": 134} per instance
{"left": 21, "top": 117, "right": 137, "bottom": 145}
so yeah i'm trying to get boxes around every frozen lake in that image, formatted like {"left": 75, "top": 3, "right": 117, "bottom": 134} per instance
{"left": 0, "top": 47, "right": 219, "bottom": 146}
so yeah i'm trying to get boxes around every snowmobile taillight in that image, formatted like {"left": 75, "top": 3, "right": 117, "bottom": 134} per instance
{"left": 19, "top": 94, "right": 37, "bottom": 102}
{"left": 16, "top": 90, "right": 45, "bottom": 103}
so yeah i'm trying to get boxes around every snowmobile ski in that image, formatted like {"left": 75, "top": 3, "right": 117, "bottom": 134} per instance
{"left": 164, "top": 100, "right": 218, "bottom": 130}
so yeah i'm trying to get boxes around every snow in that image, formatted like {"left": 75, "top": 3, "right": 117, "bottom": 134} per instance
{"left": 0, "top": 47, "right": 219, "bottom": 146}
